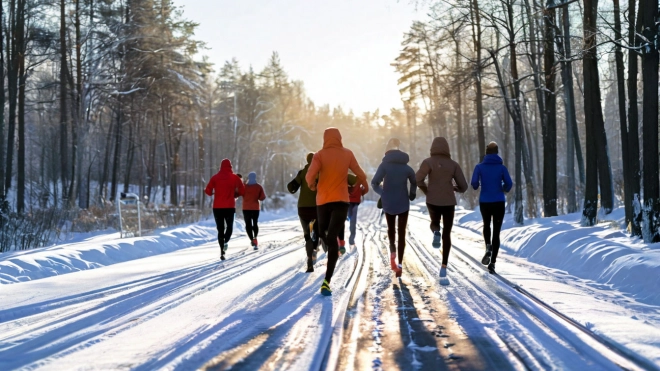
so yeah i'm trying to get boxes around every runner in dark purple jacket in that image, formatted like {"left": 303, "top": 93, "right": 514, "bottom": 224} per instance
{"left": 470, "top": 142, "right": 513, "bottom": 274}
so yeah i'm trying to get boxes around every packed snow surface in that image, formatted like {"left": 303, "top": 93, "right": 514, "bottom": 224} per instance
{"left": 0, "top": 203, "right": 658, "bottom": 370}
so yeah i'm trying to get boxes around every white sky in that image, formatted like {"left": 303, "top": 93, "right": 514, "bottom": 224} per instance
{"left": 177, "top": 0, "right": 423, "bottom": 114}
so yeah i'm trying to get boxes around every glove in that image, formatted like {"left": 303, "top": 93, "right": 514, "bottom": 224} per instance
{"left": 377, "top": 198, "right": 383, "bottom": 209}
{"left": 287, "top": 179, "right": 300, "bottom": 194}
{"left": 409, "top": 192, "right": 416, "bottom": 201}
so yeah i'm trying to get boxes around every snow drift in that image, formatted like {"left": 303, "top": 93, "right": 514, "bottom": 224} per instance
{"left": 458, "top": 208, "right": 660, "bottom": 306}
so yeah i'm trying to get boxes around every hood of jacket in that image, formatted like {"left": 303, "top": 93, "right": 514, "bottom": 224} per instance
{"left": 247, "top": 172, "right": 257, "bottom": 185}
{"left": 430, "top": 137, "right": 451, "bottom": 157}
{"left": 482, "top": 154, "right": 503, "bottom": 165}
{"left": 219, "top": 158, "right": 233, "bottom": 174}
{"left": 322, "top": 128, "right": 343, "bottom": 149}
{"left": 306, "top": 152, "right": 314, "bottom": 164}
{"left": 383, "top": 149, "right": 410, "bottom": 165}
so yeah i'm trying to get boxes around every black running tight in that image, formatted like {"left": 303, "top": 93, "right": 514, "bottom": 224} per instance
{"left": 243, "top": 210, "right": 260, "bottom": 240}
{"left": 298, "top": 207, "right": 319, "bottom": 259}
{"left": 385, "top": 211, "right": 409, "bottom": 263}
{"left": 426, "top": 203, "right": 455, "bottom": 266}
{"left": 479, "top": 201, "right": 505, "bottom": 263}
{"left": 317, "top": 202, "right": 349, "bottom": 283}
{"left": 212, "top": 208, "right": 235, "bottom": 247}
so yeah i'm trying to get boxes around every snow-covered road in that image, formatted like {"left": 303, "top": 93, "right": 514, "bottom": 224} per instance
{"left": 1, "top": 205, "right": 658, "bottom": 370}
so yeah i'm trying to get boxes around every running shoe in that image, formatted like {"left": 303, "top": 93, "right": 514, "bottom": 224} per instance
{"left": 310, "top": 220, "right": 317, "bottom": 242}
{"left": 390, "top": 252, "right": 398, "bottom": 271}
{"left": 321, "top": 280, "right": 332, "bottom": 296}
{"left": 439, "top": 266, "right": 450, "bottom": 286}
{"left": 481, "top": 244, "right": 492, "bottom": 265}
{"left": 432, "top": 231, "right": 441, "bottom": 248}
{"left": 306, "top": 257, "right": 314, "bottom": 273}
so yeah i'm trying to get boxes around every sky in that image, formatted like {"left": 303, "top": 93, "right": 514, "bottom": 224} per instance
{"left": 176, "top": 0, "right": 424, "bottom": 114}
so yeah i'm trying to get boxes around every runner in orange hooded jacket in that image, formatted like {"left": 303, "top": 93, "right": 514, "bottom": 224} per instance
{"left": 305, "top": 128, "right": 369, "bottom": 296}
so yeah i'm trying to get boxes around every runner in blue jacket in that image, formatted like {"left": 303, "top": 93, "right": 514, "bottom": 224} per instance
{"left": 471, "top": 142, "right": 513, "bottom": 274}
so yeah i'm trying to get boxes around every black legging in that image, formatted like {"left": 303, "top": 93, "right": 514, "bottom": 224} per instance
{"left": 385, "top": 211, "right": 409, "bottom": 263}
{"left": 243, "top": 210, "right": 260, "bottom": 240}
{"left": 480, "top": 201, "right": 505, "bottom": 263}
{"left": 317, "top": 202, "right": 349, "bottom": 283}
{"left": 426, "top": 203, "right": 455, "bottom": 266}
{"left": 213, "top": 208, "right": 235, "bottom": 247}
{"left": 298, "top": 207, "right": 319, "bottom": 259}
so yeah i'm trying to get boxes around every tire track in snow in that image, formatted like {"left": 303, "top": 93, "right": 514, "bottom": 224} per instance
{"left": 199, "top": 207, "right": 380, "bottom": 370}
{"left": 407, "top": 212, "right": 647, "bottom": 370}
{"left": 0, "top": 233, "right": 304, "bottom": 370}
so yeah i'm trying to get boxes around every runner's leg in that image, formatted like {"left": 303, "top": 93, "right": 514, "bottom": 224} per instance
{"left": 426, "top": 203, "right": 441, "bottom": 232}
{"left": 252, "top": 210, "right": 260, "bottom": 238}
{"left": 348, "top": 203, "right": 359, "bottom": 245}
{"left": 385, "top": 212, "right": 396, "bottom": 253}
{"left": 223, "top": 208, "right": 235, "bottom": 243}
{"left": 244, "top": 211, "right": 255, "bottom": 240}
{"left": 213, "top": 209, "right": 224, "bottom": 247}
{"left": 397, "top": 211, "right": 409, "bottom": 263}
{"left": 440, "top": 206, "right": 455, "bottom": 266}
{"left": 321, "top": 202, "right": 349, "bottom": 283}
{"left": 480, "top": 202, "right": 493, "bottom": 246}
{"left": 491, "top": 201, "right": 506, "bottom": 263}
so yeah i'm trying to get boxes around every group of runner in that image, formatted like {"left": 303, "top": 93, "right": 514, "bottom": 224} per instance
{"left": 204, "top": 160, "right": 266, "bottom": 260}
{"left": 205, "top": 127, "right": 512, "bottom": 296}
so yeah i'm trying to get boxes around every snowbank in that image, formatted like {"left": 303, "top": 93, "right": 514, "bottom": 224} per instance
{"left": 0, "top": 219, "right": 222, "bottom": 284}
{"left": 0, "top": 201, "right": 299, "bottom": 285}
{"left": 458, "top": 208, "right": 660, "bottom": 306}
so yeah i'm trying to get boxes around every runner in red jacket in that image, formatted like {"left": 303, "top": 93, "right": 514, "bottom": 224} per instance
{"left": 205, "top": 159, "right": 245, "bottom": 260}
{"left": 242, "top": 172, "right": 266, "bottom": 250}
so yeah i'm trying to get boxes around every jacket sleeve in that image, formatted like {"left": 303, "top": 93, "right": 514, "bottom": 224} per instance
{"left": 259, "top": 185, "right": 267, "bottom": 201}
{"left": 235, "top": 176, "right": 246, "bottom": 197}
{"left": 205, "top": 176, "right": 214, "bottom": 196}
{"left": 453, "top": 163, "right": 468, "bottom": 193}
{"left": 415, "top": 160, "right": 431, "bottom": 195}
{"left": 471, "top": 165, "right": 481, "bottom": 190}
{"left": 502, "top": 165, "right": 513, "bottom": 193}
{"left": 348, "top": 152, "right": 369, "bottom": 193}
{"left": 407, "top": 166, "right": 417, "bottom": 200}
{"left": 305, "top": 153, "right": 321, "bottom": 191}
{"left": 371, "top": 164, "right": 385, "bottom": 196}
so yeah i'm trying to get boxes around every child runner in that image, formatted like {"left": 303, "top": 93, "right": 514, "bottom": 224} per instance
{"left": 287, "top": 152, "right": 321, "bottom": 273}
{"left": 471, "top": 142, "right": 512, "bottom": 274}
{"left": 416, "top": 137, "right": 467, "bottom": 285}
{"left": 347, "top": 174, "right": 368, "bottom": 248}
{"left": 306, "top": 128, "right": 369, "bottom": 296}
{"left": 372, "top": 138, "right": 417, "bottom": 277}
{"left": 243, "top": 172, "right": 267, "bottom": 250}
{"left": 205, "top": 159, "right": 245, "bottom": 260}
